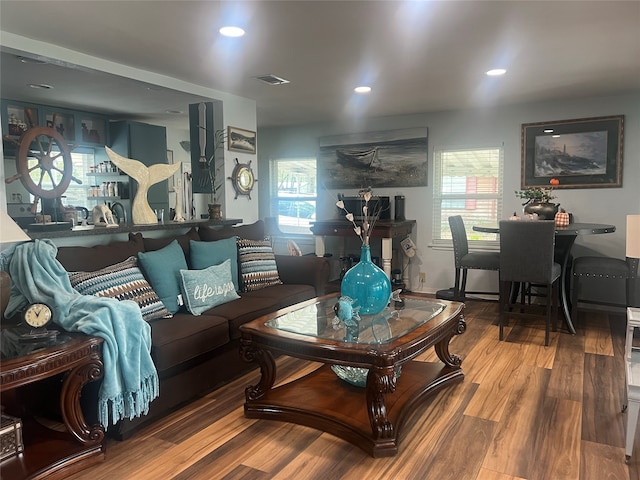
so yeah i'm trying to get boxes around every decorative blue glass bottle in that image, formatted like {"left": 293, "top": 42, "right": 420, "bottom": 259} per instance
{"left": 340, "top": 245, "right": 392, "bottom": 315}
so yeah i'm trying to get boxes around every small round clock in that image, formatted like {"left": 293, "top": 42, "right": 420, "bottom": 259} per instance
{"left": 23, "top": 302, "right": 53, "bottom": 328}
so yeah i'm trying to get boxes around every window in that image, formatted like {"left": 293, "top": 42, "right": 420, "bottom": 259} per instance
{"left": 271, "top": 158, "right": 317, "bottom": 234}
{"left": 28, "top": 147, "right": 94, "bottom": 209}
{"left": 432, "top": 146, "right": 503, "bottom": 245}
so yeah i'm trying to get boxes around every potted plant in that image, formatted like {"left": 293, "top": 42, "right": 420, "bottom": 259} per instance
{"left": 198, "top": 129, "right": 226, "bottom": 219}
{"left": 514, "top": 178, "right": 560, "bottom": 219}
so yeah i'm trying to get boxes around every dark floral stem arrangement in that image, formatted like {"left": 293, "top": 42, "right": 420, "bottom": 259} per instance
{"left": 335, "top": 187, "right": 384, "bottom": 246}
{"left": 515, "top": 178, "right": 559, "bottom": 205}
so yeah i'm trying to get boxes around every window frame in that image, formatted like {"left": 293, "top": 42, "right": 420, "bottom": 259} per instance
{"left": 432, "top": 145, "right": 504, "bottom": 249}
{"left": 270, "top": 157, "right": 317, "bottom": 235}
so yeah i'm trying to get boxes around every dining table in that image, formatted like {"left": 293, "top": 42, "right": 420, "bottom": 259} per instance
{"left": 473, "top": 222, "right": 616, "bottom": 335}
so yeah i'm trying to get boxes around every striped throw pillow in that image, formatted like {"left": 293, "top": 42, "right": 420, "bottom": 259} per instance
{"left": 237, "top": 238, "right": 282, "bottom": 292}
{"left": 68, "top": 256, "right": 171, "bottom": 321}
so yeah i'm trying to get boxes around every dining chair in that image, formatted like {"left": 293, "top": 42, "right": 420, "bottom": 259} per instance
{"left": 499, "top": 220, "right": 561, "bottom": 346}
{"left": 448, "top": 215, "right": 500, "bottom": 301}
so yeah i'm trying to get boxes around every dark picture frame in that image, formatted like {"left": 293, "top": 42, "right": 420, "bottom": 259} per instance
{"left": 521, "top": 115, "right": 623, "bottom": 189}
{"left": 318, "top": 127, "right": 428, "bottom": 189}
{"left": 227, "top": 126, "right": 256, "bottom": 154}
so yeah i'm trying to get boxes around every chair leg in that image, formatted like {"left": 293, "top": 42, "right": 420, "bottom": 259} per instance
{"left": 571, "top": 274, "right": 580, "bottom": 328}
{"left": 552, "top": 281, "right": 558, "bottom": 333}
{"left": 453, "top": 268, "right": 462, "bottom": 299}
{"left": 460, "top": 270, "right": 468, "bottom": 299}
{"left": 499, "top": 280, "right": 507, "bottom": 341}
{"left": 544, "top": 282, "right": 551, "bottom": 346}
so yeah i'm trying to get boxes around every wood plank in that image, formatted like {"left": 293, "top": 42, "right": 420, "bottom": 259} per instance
{"left": 464, "top": 341, "right": 523, "bottom": 421}
{"left": 584, "top": 311, "right": 614, "bottom": 356}
{"left": 418, "top": 415, "right": 494, "bottom": 479}
{"left": 547, "top": 329, "right": 586, "bottom": 402}
{"left": 581, "top": 439, "right": 629, "bottom": 480}
{"left": 475, "top": 468, "right": 527, "bottom": 480}
{"left": 529, "top": 397, "right": 582, "bottom": 480}
{"left": 582, "top": 353, "right": 625, "bottom": 447}
{"left": 482, "top": 363, "right": 550, "bottom": 478}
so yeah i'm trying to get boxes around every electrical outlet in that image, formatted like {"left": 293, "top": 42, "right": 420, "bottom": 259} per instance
{"left": 419, "top": 272, "right": 426, "bottom": 283}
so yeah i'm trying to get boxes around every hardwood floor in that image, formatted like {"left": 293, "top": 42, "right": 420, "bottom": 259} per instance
{"left": 67, "top": 300, "right": 638, "bottom": 480}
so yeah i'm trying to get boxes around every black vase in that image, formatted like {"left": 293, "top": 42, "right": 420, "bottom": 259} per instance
{"left": 523, "top": 202, "right": 559, "bottom": 220}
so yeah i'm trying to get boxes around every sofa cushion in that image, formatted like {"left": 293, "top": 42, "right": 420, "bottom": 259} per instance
{"left": 68, "top": 256, "right": 171, "bottom": 322}
{"left": 138, "top": 240, "right": 188, "bottom": 314}
{"left": 180, "top": 260, "right": 240, "bottom": 316}
{"left": 150, "top": 312, "right": 230, "bottom": 372}
{"left": 190, "top": 238, "right": 239, "bottom": 291}
{"left": 143, "top": 227, "right": 200, "bottom": 261}
{"left": 237, "top": 238, "right": 282, "bottom": 292}
{"left": 199, "top": 220, "right": 265, "bottom": 242}
{"left": 56, "top": 232, "right": 145, "bottom": 272}
{"left": 204, "top": 295, "right": 282, "bottom": 340}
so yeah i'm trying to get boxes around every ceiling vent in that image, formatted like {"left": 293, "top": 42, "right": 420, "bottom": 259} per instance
{"left": 254, "top": 74, "right": 290, "bottom": 86}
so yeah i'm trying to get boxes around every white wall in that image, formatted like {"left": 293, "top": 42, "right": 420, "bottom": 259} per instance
{"left": 258, "top": 92, "right": 640, "bottom": 300}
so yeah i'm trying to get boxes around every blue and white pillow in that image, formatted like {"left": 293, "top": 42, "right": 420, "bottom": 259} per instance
{"left": 237, "top": 238, "right": 282, "bottom": 292}
{"left": 68, "top": 256, "right": 171, "bottom": 322}
{"left": 179, "top": 259, "right": 240, "bottom": 316}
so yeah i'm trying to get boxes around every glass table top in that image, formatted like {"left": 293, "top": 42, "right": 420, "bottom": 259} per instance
{"left": 1, "top": 326, "right": 71, "bottom": 361}
{"left": 265, "top": 296, "right": 446, "bottom": 345}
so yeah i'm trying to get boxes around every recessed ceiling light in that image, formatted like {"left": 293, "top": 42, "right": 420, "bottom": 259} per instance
{"left": 552, "top": 134, "right": 561, "bottom": 138}
{"left": 486, "top": 69, "right": 507, "bottom": 76}
{"left": 354, "top": 86, "right": 372, "bottom": 94}
{"left": 543, "top": 129, "right": 554, "bottom": 133}
{"left": 165, "top": 110, "right": 183, "bottom": 114}
{"left": 219, "top": 26, "right": 245, "bottom": 37}
{"left": 27, "top": 83, "right": 53, "bottom": 90}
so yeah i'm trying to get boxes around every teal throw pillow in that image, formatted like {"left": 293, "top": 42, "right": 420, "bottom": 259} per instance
{"left": 189, "top": 238, "right": 239, "bottom": 291}
{"left": 179, "top": 260, "right": 240, "bottom": 316}
{"left": 138, "top": 239, "right": 187, "bottom": 314}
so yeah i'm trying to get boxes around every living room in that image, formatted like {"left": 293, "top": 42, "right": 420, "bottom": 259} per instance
{"left": 1, "top": 2, "right": 639, "bottom": 479}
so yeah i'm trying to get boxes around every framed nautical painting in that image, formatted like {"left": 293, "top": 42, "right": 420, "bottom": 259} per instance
{"left": 318, "top": 127, "right": 428, "bottom": 189}
{"left": 521, "top": 115, "right": 623, "bottom": 189}
{"left": 227, "top": 126, "right": 256, "bottom": 154}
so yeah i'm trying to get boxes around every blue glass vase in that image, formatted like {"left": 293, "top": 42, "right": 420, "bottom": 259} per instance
{"left": 340, "top": 245, "right": 392, "bottom": 315}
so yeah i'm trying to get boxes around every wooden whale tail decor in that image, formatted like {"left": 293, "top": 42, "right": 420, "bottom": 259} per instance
{"left": 105, "top": 146, "right": 180, "bottom": 224}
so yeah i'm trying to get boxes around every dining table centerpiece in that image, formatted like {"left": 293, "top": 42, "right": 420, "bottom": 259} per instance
{"left": 515, "top": 178, "right": 560, "bottom": 220}
{"left": 336, "top": 188, "right": 392, "bottom": 315}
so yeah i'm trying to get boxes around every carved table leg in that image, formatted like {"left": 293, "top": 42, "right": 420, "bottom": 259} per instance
{"left": 240, "top": 339, "right": 276, "bottom": 401}
{"left": 435, "top": 315, "right": 466, "bottom": 368}
{"left": 60, "top": 358, "right": 105, "bottom": 445}
{"left": 365, "top": 365, "right": 397, "bottom": 439}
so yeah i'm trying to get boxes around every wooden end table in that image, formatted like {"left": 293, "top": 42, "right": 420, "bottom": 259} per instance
{"left": 239, "top": 294, "right": 465, "bottom": 457}
{"left": 0, "top": 329, "right": 105, "bottom": 480}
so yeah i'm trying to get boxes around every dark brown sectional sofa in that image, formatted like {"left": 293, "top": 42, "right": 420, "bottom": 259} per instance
{"left": 55, "top": 220, "right": 330, "bottom": 440}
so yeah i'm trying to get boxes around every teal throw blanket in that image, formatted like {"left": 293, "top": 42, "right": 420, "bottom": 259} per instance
{"left": 1, "top": 239, "right": 159, "bottom": 429}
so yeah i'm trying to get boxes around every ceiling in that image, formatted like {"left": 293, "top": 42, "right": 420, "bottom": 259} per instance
{"left": 1, "top": 1, "right": 639, "bottom": 130}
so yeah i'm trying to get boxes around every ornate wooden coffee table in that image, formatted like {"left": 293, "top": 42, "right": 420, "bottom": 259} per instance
{"left": 239, "top": 294, "right": 465, "bottom": 457}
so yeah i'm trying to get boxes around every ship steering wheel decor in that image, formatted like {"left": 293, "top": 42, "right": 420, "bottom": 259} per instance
{"left": 228, "top": 158, "right": 256, "bottom": 199}
{"left": 3, "top": 111, "right": 80, "bottom": 213}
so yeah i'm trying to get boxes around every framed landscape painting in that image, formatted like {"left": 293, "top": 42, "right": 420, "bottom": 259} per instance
{"left": 227, "top": 126, "right": 256, "bottom": 154}
{"left": 521, "top": 115, "right": 623, "bottom": 189}
{"left": 318, "top": 127, "right": 428, "bottom": 189}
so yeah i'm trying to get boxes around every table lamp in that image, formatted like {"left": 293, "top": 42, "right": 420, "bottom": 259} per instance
{"left": 628, "top": 215, "right": 640, "bottom": 307}
{"left": 1, "top": 208, "right": 31, "bottom": 319}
